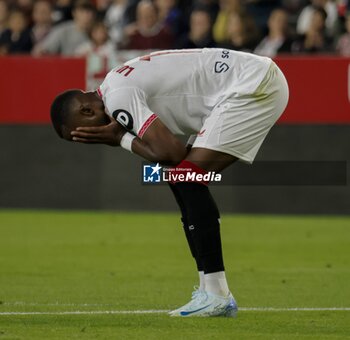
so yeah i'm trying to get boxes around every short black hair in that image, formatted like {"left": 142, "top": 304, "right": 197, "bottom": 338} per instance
{"left": 50, "top": 89, "right": 80, "bottom": 138}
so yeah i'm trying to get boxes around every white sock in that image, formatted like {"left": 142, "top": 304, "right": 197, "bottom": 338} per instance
{"left": 198, "top": 271, "right": 205, "bottom": 291}
{"left": 204, "top": 271, "right": 230, "bottom": 297}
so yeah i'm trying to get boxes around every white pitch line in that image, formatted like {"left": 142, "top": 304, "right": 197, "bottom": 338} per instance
{"left": 2, "top": 302, "right": 116, "bottom": 307}
{"left": 1, "top": 308, "right": 350, "bottom": 316}
{"left": 239, "top": 307, "right": 350, "bottom": 311}
{"left": 0, "top": 310, "right": 168, "bottom": 316}
{"left": 5, "top": 302, "right": 350, "bottom": 311}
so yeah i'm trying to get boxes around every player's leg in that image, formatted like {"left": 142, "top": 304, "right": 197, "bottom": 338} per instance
{"left": 175, "top": 62, "right": 288, "bottom": 301}
{"left": 168, "top": 183, "right": 205, "bottom": 290}
{"left": 170, "top": 61, "right": 289, "bottom": 317}
{"left": 174, "top": 150, "right": 237, "bottom": 297}
{"left": 169, "top": 151, "right": 238, "bottom": 317}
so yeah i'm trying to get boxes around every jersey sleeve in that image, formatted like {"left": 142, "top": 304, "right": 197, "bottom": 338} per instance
{"left": 104, "top": 87, "right": 157, "bottom": 138}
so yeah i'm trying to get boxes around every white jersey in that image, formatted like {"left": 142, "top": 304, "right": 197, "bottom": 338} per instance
{"left": 98, "top": 48, "right": 272, "bottom": 138}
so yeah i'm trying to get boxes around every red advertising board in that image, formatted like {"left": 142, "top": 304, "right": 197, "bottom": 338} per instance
{"left": 0, "top": 56, "right": 85, "bottom": 123}
{"left": 275, "top": 57, "right": 350, "bottom": 124}
{"left": 0, "top": 55, "right": 349, "bottom": 124}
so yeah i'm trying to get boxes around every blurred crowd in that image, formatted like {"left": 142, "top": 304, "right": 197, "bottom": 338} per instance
{"left": 1, "top": 0, "right": 350, "bottom": 58}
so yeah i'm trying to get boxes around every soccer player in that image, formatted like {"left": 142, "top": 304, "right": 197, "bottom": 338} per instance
{"left": 50, "top": 48, "right": 289, "bottom": 317}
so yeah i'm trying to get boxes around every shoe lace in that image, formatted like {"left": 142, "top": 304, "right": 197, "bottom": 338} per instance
{"left": 187, "top": 287, "right": 208, "bottom": 309}
{"left": 191, "top": 286, "right": 200, "bottom": 299}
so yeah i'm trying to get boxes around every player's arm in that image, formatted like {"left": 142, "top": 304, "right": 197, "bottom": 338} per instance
{"left": 131, "top": 118, "right": 187, "bottom": 165}
{"left": 71, "top": 117, "right": 187, "bottom": 165}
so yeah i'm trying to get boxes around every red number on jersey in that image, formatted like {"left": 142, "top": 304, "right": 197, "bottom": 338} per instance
{"left": 116, "top": 65, "right": 134, "bottom": 77}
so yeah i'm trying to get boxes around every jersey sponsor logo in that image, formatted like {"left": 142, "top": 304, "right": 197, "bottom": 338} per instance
{"left": 221, "top": 49, "right": 230, "bottom": 59}
{"left": 215, "top": 61, "right": 229, "bottom": 73}
{"left": 214, "top": 49, "right": 231, "bottom": 73}
{"left": 112, "top": 109, "right": 134, "bottom": 130}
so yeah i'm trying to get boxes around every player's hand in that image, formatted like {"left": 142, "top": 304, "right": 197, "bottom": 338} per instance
{"left": 71, "top": 118, "right": 125, "bottom": 146}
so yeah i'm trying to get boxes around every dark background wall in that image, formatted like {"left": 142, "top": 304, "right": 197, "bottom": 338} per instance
{"left": 0, "top": 125, "right": 349, "bottom": 214}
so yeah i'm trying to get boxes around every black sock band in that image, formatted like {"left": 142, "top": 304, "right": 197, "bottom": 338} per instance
{"left": 175, "top": 182, "right": 225, "bottom": 274}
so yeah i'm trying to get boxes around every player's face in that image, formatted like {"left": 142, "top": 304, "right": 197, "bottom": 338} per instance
{"left": 77, "top": 91, "right": 108, "bottom": 125}
{"left": 63, "top": 91, "right": 108, "bottom": 140}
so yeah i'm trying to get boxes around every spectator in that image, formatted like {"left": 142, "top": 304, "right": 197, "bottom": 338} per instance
{"left": 16, "top": 0, "right": 33, "bottom": 20}
{"left": 213, "top": 0, "right": 244, "bottom": 44}
{"left": 282, "top": 0, "right": 309, "bottom": 25}
{"left": 75, "top": 21, "right": 118, "bottom": 89}
{"left": 95, "top": 0, "right": 111, "bottom": 19}
{"left": 0, "top": 0, "right": 9, "bottom": 36}
{"left": 75, "top": 20, "right": 116, "bottom": 59}
{"left": 292, "top": 7, "right": 333, "bottom": 53}
{"left": 0, "top": 8, "right": 33, "bottom": 54}
{"left": 194, "top": 0, "right": 219, "bottom": 20}
{"left": 31, "top": 0, "right": 52, "bottom": 46}
{"left": 155, "top": 0, "right": 186, "bottom": 36}
{"left": 33, "top": 0, "right": 95, "bottom": 56}
{"left": 104, "top": 0, "right": 128, "bottom": 46}
{"left": 296, "top": 0, "right": 338, "bottom": 37}
{"left": 221, "top": 11, "right": 259, "bottom": 51}
{"left": 123, "top": 0, "right": 174, "bottom": 50}
{"left": 245, "top": 0, "right": 281, "bottom": 33}
{"left": 177, "top": 7, "right": 216, "bottom": 48}
{"left": 254, "top": 8, "right": 292, "bottom": 57}
{"left": 123, "top": 0, "right": 142, "bottom": 25}
{"left": 337, "top": 0, "right": 348, "bottom": 18}
{"left": 52, "top": 0, "right": 73, "bottom": 25}
{"left": 336, "top": 12, "right": 350, "bottom": 56}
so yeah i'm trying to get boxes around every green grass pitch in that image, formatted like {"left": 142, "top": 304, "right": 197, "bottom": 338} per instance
{"left": 0, "top": 210, "right": 349, "bottom": 339}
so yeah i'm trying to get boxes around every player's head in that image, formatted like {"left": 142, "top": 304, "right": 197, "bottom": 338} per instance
{"left": 50, "top": 89, "right": 108, "bottom": 140}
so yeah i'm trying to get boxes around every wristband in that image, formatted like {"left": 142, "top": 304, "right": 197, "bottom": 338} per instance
{"left": 120, "top": 132, "right": 136, "bottom": 152}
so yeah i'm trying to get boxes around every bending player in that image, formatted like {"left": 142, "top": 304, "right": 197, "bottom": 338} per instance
{"left": 50, "top": 48, "right": 289, "bottom": 317}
